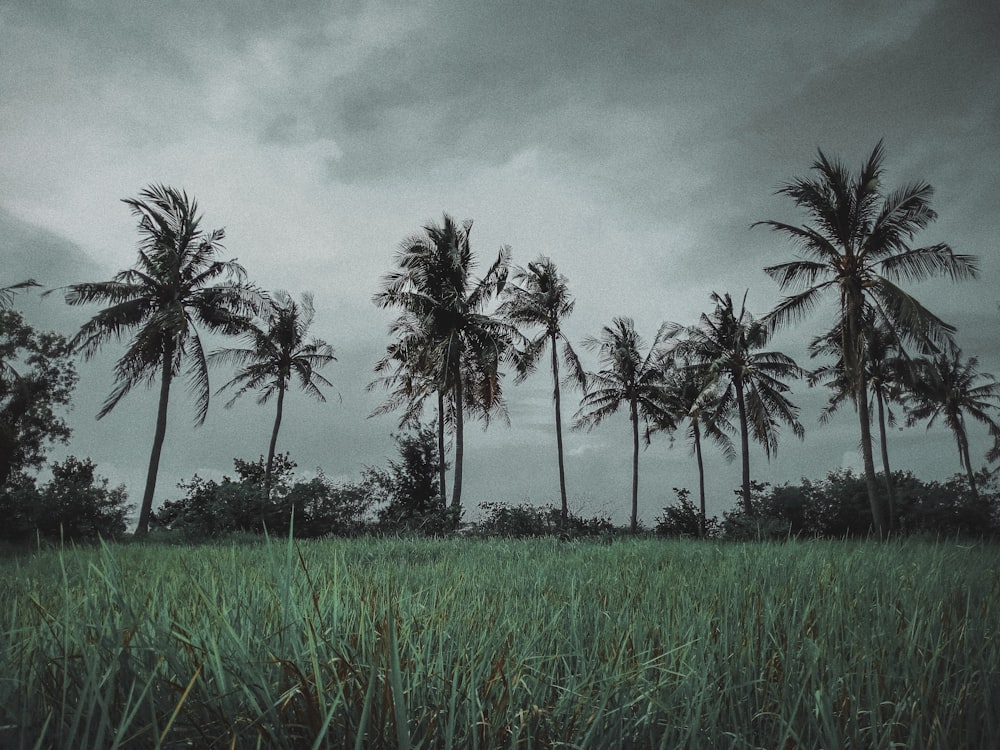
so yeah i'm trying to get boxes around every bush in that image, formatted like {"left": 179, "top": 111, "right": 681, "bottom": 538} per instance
{"left": 153, "top": 455, "right": 375, "bottom": 539}
{"left": 0, "top": 456, "right": 131, "bottom": 543}
{"left": 655, "top": 488, "right": 720, "bottom": 538}
{"left": 473, "top": 501, "right": 616, "bottom": 539}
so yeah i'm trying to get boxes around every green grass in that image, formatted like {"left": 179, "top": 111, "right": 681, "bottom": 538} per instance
{"left": 1, "top": 536, "right": 998, "bottom": 748}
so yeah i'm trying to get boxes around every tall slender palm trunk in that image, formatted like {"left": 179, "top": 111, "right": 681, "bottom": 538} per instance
{"left": 956, "top": 417, "right": 980, "bottom": 501}
{"left": 136, "top": 346, "right": 174, "bottom": 536}
{"left": 875, "top": 391, "right": 897, "bottom": 530}
{"left": 735, "top": 375, "right": 753, "bottom": 515}
{"left": 629, "top": 397, "right": 639, "bottom": 533}
{"left": 265, "top": 384, "right": 285, "bottom": 506}
{"left": 847, "top": 294, "right": 888, "bottom": 539}
{"left": 693, "top": 420, "right": 706, "bottom": 538}
{"left": 551, "top": 333, "right": 569, "bottom": 525}
{"left": 437, "top": 391, "right": 447, "bottom": 505}
{"left": 451, "top": 375, "right": 464, "bottom": 510}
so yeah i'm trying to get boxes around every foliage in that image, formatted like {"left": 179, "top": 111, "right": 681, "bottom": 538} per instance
{"left": 153, "top": 454, "right": 373, "bottom": 539}
{"left": 717, "top": 469, "right": 1000, "bottom": 540}
{"left": 0, "top": 310, "right": 77, "bottom": 486}
{"left": 473, "top": 500, "right": 615, "bottom": 539}
{"left": 3, "top": 538, "right": 998, "bottom": 748}
{"left": 654, "top": 487, "right": 720, "bottom": 538}
{"left": 366, "top": 426, "right": 457, "bottom": 534}
{"left": 0, "top": 456, "right": 131, "bottom": 543}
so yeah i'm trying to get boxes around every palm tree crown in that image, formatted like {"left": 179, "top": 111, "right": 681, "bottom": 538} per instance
{"left": 64, "top": 184, "right": 260, "bottom": 534}
{"left": 756, "top": 141, "right": 977, "bottom": 537}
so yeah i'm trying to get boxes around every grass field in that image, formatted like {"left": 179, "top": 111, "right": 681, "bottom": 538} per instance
{"left": 1, "top": 536, "right": 998, "bottom": 748}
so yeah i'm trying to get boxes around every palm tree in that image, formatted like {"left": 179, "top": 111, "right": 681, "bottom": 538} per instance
{"left": 646, "top": 356, "right": 735, "bottom": 537}
{"left": 1, "top": 279, "right": 39, "bottom": 310}
{"left": 373, "top": 214, "right": 515, "bottom": 511}
{"left": 756, "top": 141, "right": 978, "bottom": 538}
{"left": 574, "top": 317, "right": 669, "bottom": 533}
{"left": 905, "top": 351, "right": 1000, "bottom": 500}
{"left": 809, "top": 313, "right": 911, "bottom": 527}
{"left": 64, "top": 185, "right": 259, "bottom": 535}
{"left": 209, "top": 291, "right": 336, "bottom": 500}
{"left": 672, "top": 292, "right": 805, "bottom": 515}
{"left": 497, "top": 257, "right": 587, "bottom": 524}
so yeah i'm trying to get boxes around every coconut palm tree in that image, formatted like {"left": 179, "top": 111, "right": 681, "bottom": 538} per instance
{"left": 373, "top": 214, "right": 515, "bottom": 511}
{"left": 209, "top": 291, "right": 336, "bottom": 500}
{"left": 672, "top": 292, "right": 805, "bottom": 515}
{"left": 1, "top": 279, "right": 39, "bottom": 310}
{"left": 64, "top": 185, "right": 259, "bottom": 535}
{"left": 646, "top": 355, "right": 735, "bottom": 537}
{"left": 574, "top": 317, "right": 669, "bottom": 533}
{"left": 905, "top": 351, "right": 1000, "bottom": 500}
{"left": 497, "top": 256, "right": 587, "bottom": 524}
{"left": 809, "top": 313, "right": 911, "bottom": 527}
{"left": 756, "top": 141, "right": 978, "bottom": 538}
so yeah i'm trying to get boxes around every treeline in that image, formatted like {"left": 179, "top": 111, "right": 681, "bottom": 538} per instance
{"left": 3, "top": 141, "right": 1000, "bottom": 542}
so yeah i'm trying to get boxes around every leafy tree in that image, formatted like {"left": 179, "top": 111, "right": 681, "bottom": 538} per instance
{"left": 365, "top": 425, "right": 456, "bottom": 533}
{"left": 905, "top": 352, "right": 1000, "bottom": 500}
{"left": 756, "top": 141, "right": 977, "bottom": 538}
{"left": 210, "top": 291, "right": 336, "bottom": 500}
{"left": 373, "top": 214, "right": 515, "bottom": 511}
{"left": 64, "top": 185, "right": 260, "bottom": 535}
{"left": 574, "top": 317, "right": 670, "bottom": 533}
{"left": 672, "top": 292, "right": 805, "bottom": 515}
{"left": 0, "top": 456, "right": 130, "bottom": 542}
{"left": 0, "top": 310, "right": 77, "bottom": 486}
{"left": 646, "top": 357, "right": 734, "bottom": 537}
{"left": 655, "top": 487, "right": 720, "bottom": 538}
{"left": 497, "top": 257, "right": 587, "bottom": 524}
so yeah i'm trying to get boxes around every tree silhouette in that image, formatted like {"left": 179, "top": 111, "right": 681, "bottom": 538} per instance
{"left": 373, "top": 214, "right": 514, "bottom": 511}
{"left": 574, "top": 317, "right": 669, "bottom": 533}
{"left": 498, "top": 257, "right": 586, "bottom": 525}
{"left": 905, "top": 351, "right": 1000, "bottom": 500}
{"left": 756, "top": 141, "right": 977, "bottom": 537}
{"left": 64, "top": 185, "right": 259, "bottom": 535}
{"left": 646, "top": 355, "right": 734, "bottom": 537}
{"left": 672, "top": 292, "right": 804, "bottom": 515}
{"left": 210, "top": 291, "right": 336, "bottom": 500}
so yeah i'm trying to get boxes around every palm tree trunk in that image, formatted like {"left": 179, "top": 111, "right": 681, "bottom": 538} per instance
{"left": 956, "top": 418, "right": 979, "bottom": 501}
{"left": 437, "top": 390, "right": 447, "bottom": 505}
{"left": 265, "top": 385, "right": 285, "bottom": 508}
{"left": 874, "top": 390, "right": 896, "bottom": 531}
{"left": 693, "top": 419, "right": 706, "bottom": 538}
{"left": 857, "top": 371, "right": 887, "bottom": 538}
{"left": 135, "top": 345, "right": 173, "bottom": 536}
{"left": 551, "top": 333, "right": 568, "bottom": 526}
{"left": 847, "top": 294, "right": 888, "bottom": 539}
{"left": 629, "top": 396, "right": 639, "bottom": 534}
{"left": 735, "top": 375, "right": 753, "bottom": 515}
{"left": 451, "top": 376, "right": 464, "bottom": 510}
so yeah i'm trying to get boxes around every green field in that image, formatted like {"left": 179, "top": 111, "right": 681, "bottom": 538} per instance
{"left": 2, "top": 537, "right": 997, "bottom": 749}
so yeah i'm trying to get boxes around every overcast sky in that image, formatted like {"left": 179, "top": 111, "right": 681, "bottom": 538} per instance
{"left": 3, "top": 0, "right": 998, "bottom": 526}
